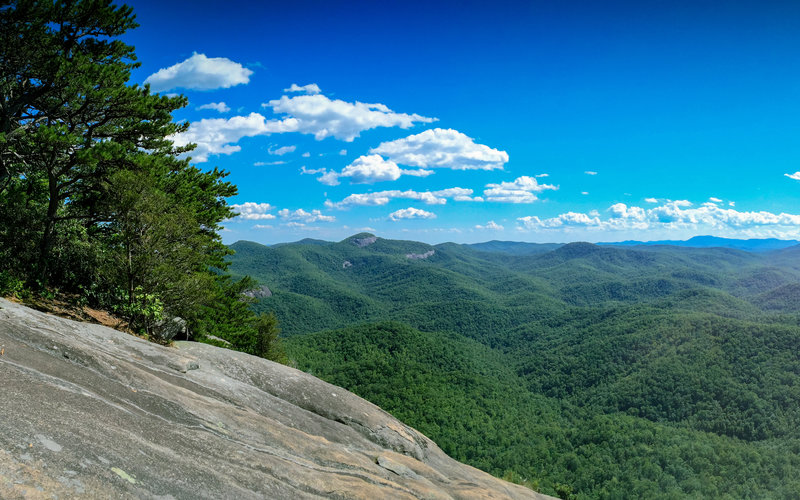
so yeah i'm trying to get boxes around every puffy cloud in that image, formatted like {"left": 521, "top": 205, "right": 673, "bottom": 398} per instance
{"left": 197, "top": 102, "right": 230, "bottom": 113}
{"left": 284, "top": 83, "right": 321, "bottom": 95}
{"left": 325, "top": 187, "right": 478, "bottom": 209}
{"left": 585, "top": 171, "right": 598, "bottom": 175}
{"left": 339, "top": 149, "right": 348, "bottom": 156}
{"left": 230, "top": 202, "right": 275, "bottom": 220}
{"left": 371, "top": 128, "right": 508, "bottom": 170}
{"left": 171, "top": 112, "right": 270, "bottom": 162}
{"left": 581, "top": 191, "right": 589, "bottom": 195}
{"left": 535, "top": 173, "right": 549, "bottom": 178}
{"left": 145, "top": 53, "right": 253, "bottom": 91}
{"left": 645, "top": 197, "right": 659, "bottom": 203}
{"left": 709, "top": 197, "right": 723, "bottom": 203}
{"left": 262, "top": 93, "right": 436, "bottom": 141}
{"left": 302, "top": 152, "right": 311, "bottom": 158}
{"left": 785, "top": 171, "right": 800, "bottom": 180}
{"left": 389, "top": 207, "right": 436, "bottom": 221}
{"left": 252, "top": 224, "right": 273, "bottom": 229}
{"left": 475, "top": 221, "right": 504, "bottom": 230}
{"left": 269, "top": 145, "right": 296, "bottom": 155}
{"left": 278, "top": 208, "right": 335, "bottom": 223}
{"left": 315, "top": 154, "right": 435, "bottom": 186}
{"left": 483, "top": 176, "right": 558, "bottom": 203}
{"left": 516, "top": 200, "right": 800, "bottom": 234}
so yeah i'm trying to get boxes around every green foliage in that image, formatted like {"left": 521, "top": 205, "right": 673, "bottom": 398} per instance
{"left": 0, "top": 1, "right": 285, "bottom": 363}
{"left": 232, "top": 237, "right": 800, "bottom": 498}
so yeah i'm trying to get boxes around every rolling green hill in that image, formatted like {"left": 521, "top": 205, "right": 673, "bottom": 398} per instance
{"left": 227, "top": 234, "right": 800, "bottom": 498}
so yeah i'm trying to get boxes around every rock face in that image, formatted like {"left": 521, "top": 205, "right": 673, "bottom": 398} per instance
{"left": 242, "top": 285, "right": 272, "bottom": 299}
{"left": 0, "top": 299, "right": 553, "bottom": 499}
{"left": 352, "top": 235, "right": 377, "bottom": 247}
{"left": 406, "top": 249, "right": 435, "bottom": 260}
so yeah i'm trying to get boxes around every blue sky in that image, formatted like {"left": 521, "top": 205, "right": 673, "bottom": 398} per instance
{"left": 123, "top": 0, "right": 800, "bottom": 244}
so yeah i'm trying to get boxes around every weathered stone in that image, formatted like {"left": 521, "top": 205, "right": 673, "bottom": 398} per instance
{"left": 152, "top": 316, "right": 187, "bottom": 342}
{"left": 352, "top": 236, "right": 377, "bottom": 247}
{"left": 406, "top": 249, "right": 435, "bottom": 260}
{"left": 242, "top": 285, "right": 272, "bottom": 299}
{"left": 0, "top": 299, "right": 554, "bottom": 500}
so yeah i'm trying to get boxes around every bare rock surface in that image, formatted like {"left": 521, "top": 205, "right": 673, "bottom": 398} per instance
{"left": 407, "top": 250, "right": 436, "bottom": 260}
{"left": 0, "top": 299, "right": 553, "bottom": 499}
{"left": 352, "top": 236, "right": 377, "bottom": 247}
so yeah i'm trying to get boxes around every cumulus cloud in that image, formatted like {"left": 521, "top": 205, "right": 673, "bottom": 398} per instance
{"left": 709, "top": 197, "right": 722, "bottom": 203}
{"left": 284, "top": 83, "right": 321, "bottom": 95}
{"left": 230, "top": 202, "right": 275, "bottom": 220}
{"left": 370, "top": 128, "right": 508, "bottom": 170}
{"left": 483, "top": 176, "right": 558, "bottom": 203}
{"left": 389, "top": 207, "right": 436, "bottom": 221}
{"left": 325, "top": 187, "right": 479, "bottom": 209}
{"left": 315, "top": 154, "right": 435, "bottom": 186}
{"left": 197, "top": 102, "right": 230, "bottom": 113}
{"left": 145, "top": 53, "right": 253, "bottom": 91}
{"left": 516, "top": 200, "right": 800, "bottom": 235}
{"left": 262, "top": 92, "right": 436, "bottom": 141}
{"left": 785, "top": 172, "right": 800, "bottom": 180}
{"left": 269, "top": 145, "right": 296, "bottom": 155}
{"left": 171, "top": 113, "right": 271, "bottom": 162}
{"left": 475, "top": 221, "right": 504, "bottom": 230}
{"left": 278, "top": 208, "right": 335, "bottom": 223}
{"left": 645, "top": 198, "right": 659, "bottom": 203}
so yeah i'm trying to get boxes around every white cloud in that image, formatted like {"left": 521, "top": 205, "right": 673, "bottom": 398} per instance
{"left": 339, "top": 149, "right": 347, "bottom": 156}
{"left": 262, "top": 92, "right": 436, "bottom": 141}
{"left": 581, "top": 191, "right": 589, "bottom": 195}
{"left": 729, "top": 201, "right": 736, "bottom": 207}
{"left": 389, "top": 207, "right": 436, "bottom": 221}
{"left": 171, "top": 112, "right": 270, "bottom": 162}
{"left": 278, "top": 208, "right": 335, "bottom": 223}
{"left": 302, "top": 152, "right": 311, "bottom": 158}
{"left": 517, "top": 200, "right": 800, "bottom": 235}
{"left": 316, "top": 154, "right": 435, "bottom": 186}
{"left": 371, "top": 128, "right": 508, "bottom": 170}
{"left": 284, "top": 83, "right": 321, "bottom": 95}
{"left": 230, "top": 202, "right": 275, "bottom": 220}
{"left": 585, "top": 171, "right": 598, "bottom": 175}
{"left": 197, "top": 102, "right": 230, "bottom": 113}
{"left": 254, "top": 160, "right": 286, "bottom": 166}
{"left": 145, "top": 53, "right": 253, "bottom": 91}
{"left": 475, "top": 221, "right": 504, "bottom": 230}
{"left": 535, "top": 173, "right": 549, "bottom": 178}
{"left": 645, "top": 197, "right": 659, "bottom": 203}
{"left": 785, "top": 171, "right": 800, "bottom": 180}
{"left": 709, "top": 197, "right": 723, "bottom": 203}
{"left": 269, "top": 145, "right": 296, "bottom": 156}
{"left": 325, "top": 187, "right": 479, "bottom": 209}
{"left": 253, "top": 224, "right": 273, "bottom": 229}
{"left": 300, "top": 166, "right": 326, "bottom": 175}
{"left": 483, "top": 176, "right": 558, "bottom": 203}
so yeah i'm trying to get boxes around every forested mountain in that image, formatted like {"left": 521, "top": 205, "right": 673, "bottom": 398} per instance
{"left": 228, "top": 234, "right": 800, "bottom": 498}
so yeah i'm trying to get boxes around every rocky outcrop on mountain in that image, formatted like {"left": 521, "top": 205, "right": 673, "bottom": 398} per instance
{"left": 242, "top": 284, "right": 272, "bottom": 299}
{"left": 406, "top": 249, "right": 435, "bottom": 260}
{"left": 352, "top": 235, "right": 377, "bottom": 247}
{"left": 0, "top": 299, "right": 552, "bottom": 499}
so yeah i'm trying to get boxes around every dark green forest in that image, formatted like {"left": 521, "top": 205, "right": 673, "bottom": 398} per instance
{"left": 229, "top": 234, "right": 800, "bottom": 498}
{"left": 0, "top": 0, "right": 284, "bottom": 361}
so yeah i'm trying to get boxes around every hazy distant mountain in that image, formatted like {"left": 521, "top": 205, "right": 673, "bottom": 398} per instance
{"left": 599, "top": 235, "right": 799, "bottom": 252}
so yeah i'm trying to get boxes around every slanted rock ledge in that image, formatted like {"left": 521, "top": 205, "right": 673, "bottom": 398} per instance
{"left": 0, "top": 299, "right": 553, "bottom": 499}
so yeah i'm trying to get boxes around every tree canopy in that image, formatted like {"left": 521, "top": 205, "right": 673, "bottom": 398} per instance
{"left": 0, "top": 0, "right": 284, "bottom": 361}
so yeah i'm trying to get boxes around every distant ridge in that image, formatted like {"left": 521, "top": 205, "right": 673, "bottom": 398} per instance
{"left": 598, "top": 235, "right": 800, "bottom": 252}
